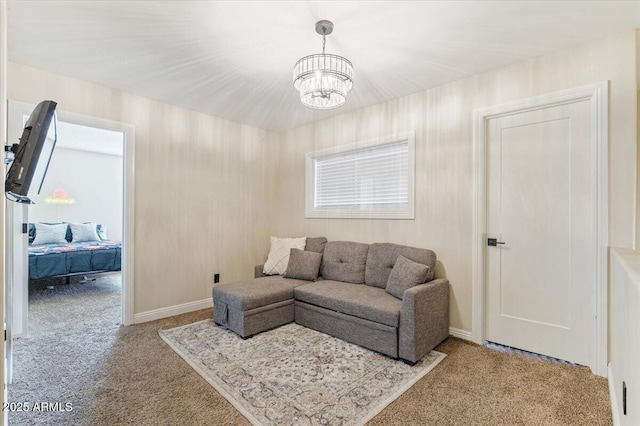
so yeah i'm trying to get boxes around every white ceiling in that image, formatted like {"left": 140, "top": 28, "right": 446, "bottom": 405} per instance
{"left": 7, "top": 1, "right": 640, "bottom": 132}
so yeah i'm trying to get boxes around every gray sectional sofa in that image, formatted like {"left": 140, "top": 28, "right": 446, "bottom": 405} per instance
{"left": 212, "top": 238, "right": 449, "bottom": 364}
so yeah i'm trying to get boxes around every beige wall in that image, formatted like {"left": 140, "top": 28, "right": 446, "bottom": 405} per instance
{"left": 6, "top": 31, "right": 637, "bottom": 332}
{"left": 7, "top": 62, "right": 280, "bottom": 314}
{"left": 275, "top": 31, "right": 637, "bottom": 332}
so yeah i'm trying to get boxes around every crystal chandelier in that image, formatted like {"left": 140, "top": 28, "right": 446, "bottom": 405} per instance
{"left": 293, "top": 20, "right": 354, "bottom": 109}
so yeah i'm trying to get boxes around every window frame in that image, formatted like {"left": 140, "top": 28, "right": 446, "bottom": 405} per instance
{"left": 305, "top": 131, "right": 415, "bottom": 219}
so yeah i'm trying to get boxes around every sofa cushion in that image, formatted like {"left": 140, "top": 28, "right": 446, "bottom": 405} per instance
{"left": 305, "top": 237, "right": 328, "bottom": 254}
{"left": 295, "top": 281, "right": 402, "bottom": 327}
{"left": 365, "top": 243, "right": 436, "bottom": 288}
{"left": 213, "top": 276, "right": 308, "bottom": 311}
{"left": 320, "top": 241, "right": 369, "bottom": 284}
{"left": 284, "top": 249, "right": 322, "bottom": 281}
{"left": 385, "top": 255, "right": 430, "bottom": 299}
{"left": 263, "top": 236, "right": 307, "bottom": 275}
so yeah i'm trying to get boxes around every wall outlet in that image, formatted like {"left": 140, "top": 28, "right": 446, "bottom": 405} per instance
{"left": 214, "top": 273, "right": 220, "bottom": 284}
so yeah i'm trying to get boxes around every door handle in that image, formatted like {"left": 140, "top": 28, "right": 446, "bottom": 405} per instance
{"left": 487, "top": 238, "right": 506, "bottom": 247}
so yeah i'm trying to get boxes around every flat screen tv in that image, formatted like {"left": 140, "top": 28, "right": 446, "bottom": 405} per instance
{"left": 5, "top": 100, "right": 58, "bottom": 204}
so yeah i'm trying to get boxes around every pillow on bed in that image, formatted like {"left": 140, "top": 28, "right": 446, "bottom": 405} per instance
{"left": 69, "top": 222, "right": 101, "bottom": 242}
{"left": 28, "top": 223, "right": 36, "bottom": 244}
{"left": 32, "top": 223, "right": 69, "bottom": 245}
{"left": 95, "top": 223, "right": 108, "bottom": 240}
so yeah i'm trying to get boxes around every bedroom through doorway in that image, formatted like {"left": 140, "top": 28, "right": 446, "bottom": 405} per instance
{"left": 4, "top": 101, "right": 135, "bottom": 392}
{"left": 25, "top": 118, "right": 125, "bottom": 337}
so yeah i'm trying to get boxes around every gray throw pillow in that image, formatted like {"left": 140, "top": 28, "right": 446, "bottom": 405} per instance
{"left": 385, "top": 255, "right": 430, "bottom": 299}
{"left": 305, "top": 237, "right": 328, "bottom": 254}
{"left": 284, "top": 248, "right": 323, "bottom": 281}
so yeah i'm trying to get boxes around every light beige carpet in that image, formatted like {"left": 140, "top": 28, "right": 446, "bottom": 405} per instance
{"left": 160, "top": 320, "right": 445, "bottom": 426}
{"left": 10, "top": 273, "right": 612, "bottom": 425}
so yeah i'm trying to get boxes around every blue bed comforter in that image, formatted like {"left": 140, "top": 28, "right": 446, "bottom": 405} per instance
{"left": 28, "top": 241, "right": 122, "bottom": 280}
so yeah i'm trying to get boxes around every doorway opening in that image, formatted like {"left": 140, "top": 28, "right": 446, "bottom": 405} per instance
{"left": 26, "top": 118, "right": 125, "bottom": 343}
{"left": 4, "top": 101, "right": 135, "bottom": 397}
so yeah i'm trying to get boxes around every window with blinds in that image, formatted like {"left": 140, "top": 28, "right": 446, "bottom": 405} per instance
{"left": 305, "top": 132, "right": 415, "bottom": 219}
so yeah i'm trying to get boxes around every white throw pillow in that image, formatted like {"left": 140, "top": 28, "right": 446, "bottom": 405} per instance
{"left": 263, "top": 236, "right": 306, "bottom": 275}
{"left": 32, "top": 223, "right": 69, "bottom": 245}
{"left": 69, "top": 222, "right": 101, "bottom": 243}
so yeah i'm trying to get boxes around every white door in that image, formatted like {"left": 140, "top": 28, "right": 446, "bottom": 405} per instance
{"left": 486, "top": 99, "right": 595, "bottom": 365}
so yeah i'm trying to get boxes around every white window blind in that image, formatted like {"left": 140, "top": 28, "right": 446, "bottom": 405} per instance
{"left": 305, "top": 133, "right": 415, "bottom": 219}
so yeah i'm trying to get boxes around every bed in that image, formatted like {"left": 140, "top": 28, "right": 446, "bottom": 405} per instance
{"left": 28, "top": 222, "right": 122, "bottom": 282}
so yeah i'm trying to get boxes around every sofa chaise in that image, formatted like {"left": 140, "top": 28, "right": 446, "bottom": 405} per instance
{"left": 212, "top": 238, "right": 449, "bottom": 363}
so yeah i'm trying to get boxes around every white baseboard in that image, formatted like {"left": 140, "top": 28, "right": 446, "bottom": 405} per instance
{"left": 449, "top": 327, "right": 473, "bottom": 341}
{"left": 134, "top": 298, "right": 213, "bottom": 324}
{"left": 608, "top": 363, "right": 621, "bottom": 426}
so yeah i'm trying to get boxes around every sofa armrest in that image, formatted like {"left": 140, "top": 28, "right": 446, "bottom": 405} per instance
{"left": 399, "top": 278, "right": 450, "bottom": 363}
{"left": 254, "top": 264, "right": 266, "bottom": 278}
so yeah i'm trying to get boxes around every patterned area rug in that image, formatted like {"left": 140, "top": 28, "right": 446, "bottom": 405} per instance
{"left": 160, "top": 320, "right": 445, "bottom": 426}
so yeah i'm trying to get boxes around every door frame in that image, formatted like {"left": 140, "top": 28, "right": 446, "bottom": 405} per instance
{"left": 4, "top": 202, "right": 27, "bottom": 340}
{"left": 7, "top": 101, "right": 135, "bottom": 326}
{"left": 471, "top": 82, "right": 609, "bottom": 376}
